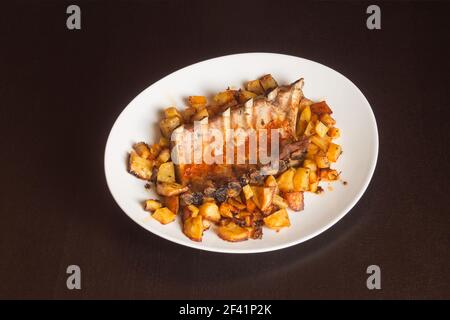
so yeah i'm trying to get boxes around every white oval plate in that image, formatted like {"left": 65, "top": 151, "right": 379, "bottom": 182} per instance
{"left": 104, "top": 53, "right": 378, "bottom": 254}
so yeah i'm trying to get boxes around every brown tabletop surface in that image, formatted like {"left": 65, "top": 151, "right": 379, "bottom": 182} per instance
{"left": 1, "top": 1, "right": 449, "bottom": 299}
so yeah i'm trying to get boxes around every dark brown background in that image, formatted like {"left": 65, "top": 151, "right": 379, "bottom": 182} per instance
{"left": 1, "top": 0, "right": 449, "bottom": 299}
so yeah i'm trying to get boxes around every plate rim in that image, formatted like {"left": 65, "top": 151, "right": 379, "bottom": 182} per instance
{"left": 104, "top": 52, "right": 379, "bottom": 254}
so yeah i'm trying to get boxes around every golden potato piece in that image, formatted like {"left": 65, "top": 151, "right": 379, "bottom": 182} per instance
{"left": 251, "top": 186, "right": 275, "bottom": 211}
{"left": 282, "top": 192, "right": 304, "bottom": 211}
{"left": 310, "top": 101, "right": 332, "bottom": 115}
{"left": 320, "top": 113, "right": 336, "bottom": 127}
{"left": 263, "top": 208, "right": 291, "bottom": 230}
{"left": 217, "top": 222, "right": 249, "bottom": 242}
{"left": 276, "top": 168, "right": 295, "bottom": 193}
{"left": 242, "top": 184, "right": 254, "bottom": 200}
{"left": 273, "top": 194, "right": 288, "bottom": 209}
{"left": 326, "top": 143, "right": 342, "bottom": 162}
{"left": 187, "top": 205, "right": 199, "bottom": 217}
{"left": 157, "top": 161, "right": 175, "bottom": 183}
{"left": 237, "top": 90, "right": 257, "bottom": 103}
{"left": 183, "top": 215, "right": 203, "bottom": 241}
{"left": 160, "top": 116, "right": 182, "bottom": 138}
{"left": 192, "top": 107, "right": 209, "bottom": 121}
{"left": 164, "top": 195, "right": 179, "bottom": 215}
{"left": 293, "top": 167, "right": 310, "bottom": 192}
{"left": 128, "top": 151, "right": 153, "bottom": 180}
{"left": 144, "top": 199, "right": 162, "bottom": 212}
{"left": 315, "top": 155, "right": 330, "bottom": 169}
{"left": 164, "top": 107, "right": 182, "bottom": 119}
{"left": 259, "top": 74, "right": 278, "bottom": 93}
{"left": 327, "top": 127, "right": 341, "bottom": 139}
{"left": 219, "top": 202, "right": 233, "bottom": 218}
{"left": 245, "top": 79, "right": 264, "bottom": 95}
{"left": 157, "top": 148, "right": 171, "bottom": 164}
{"left": 133, "top": 142, "right": 151, "bottom": 159}
{"left": 315, "top": 121, "right": 329, "bottom": 138}
{"left": 156, "top": 182, "right": 188, "bottom": 197}
{"left": 152, "top": 207, "right": 176, "bottom": 225}
{"left": 199, "top": 202, "right": 221, "bottom": 222}
{"left": 188, "top": 96, "right": 207, "bottom": 109}
{"left": 311, "top": 135, "right": 330, "bottom": 152}
{"left": 213, "top": 90, "right": 237, "bottom": 106}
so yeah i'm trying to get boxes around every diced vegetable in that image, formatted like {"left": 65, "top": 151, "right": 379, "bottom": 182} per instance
{"left": 315, "top": 121, "right": 329, "bottom": 138}
{"left": 327, "top": 127, "right": 341, "bottom": 139}
{"left": 156, "top": 182, "right": 189, "bottom": 196}
{"left": 327, "top": 143, "right": 342, "bottom": 162}
{"left": 245, "top": 79, "right": 264, "bottom": 95}
{"left": 152, "top": 207, "right": 176, "bottom": 224}
{"left": 282, "top": 192, "right": 304, "bottom": 211}
{"left": 276, "top": 168, "right": 295, "bottom": 193}
{"left": 263, "top": 209, "right": 291, "bottom": 230}
{"left": 199, "top": 202, "right": 221, "bottom": 222}
{"left": 157, "top": 162, "right": 175, "bottom": 183}
{"left": 315, "top": 155, "right": 330, "bottom": 169}
{"left": 157, "top": 148, "right": 171, "bottom": 164}
{"left": 165, "top": 195, "right": 179, "bottom": 215}
{"left": 133, "top": 142, "right": 151, "bottom": 159}
{"left": 183, "top": 215, "right": 203, "bottom": 241}
{"left": 273, "top": 194, "right": 288, "bottom": 209}
{"left": 259, "top": 74, "right": 278, "bottom": 93}
{"left": 217, "top": 221, "right": 249, "bottom": 242}
{"left": 219, "top": 202, "right": 233, "bottom": 218}
{"left": 187, "top": 204, "right": 199, "bottom": 217}
{"left": 293, "top": 167, "right": 310, "bottom": 192}
{"left": 242, "top": 184, "right": 254, "bottom": 200}
{"left": 310, "top": 101, "right": 332, "bottom": 114}
{"left": 128, "top": 151, "right": 153, "bottom": 180}
{"left": 164, "top": 107, "right": 182, "bottom": 119}
{"left": 144, "top": 199, "right": 162, "bottom": 212}
{"left": 160, "top": 116, "right": 182, "bottom": 138}
{"left": 237, "top": 90, "right": 257, "bottom": 103}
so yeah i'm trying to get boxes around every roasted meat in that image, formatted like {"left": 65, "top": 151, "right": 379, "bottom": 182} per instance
{"left": 171, "top": 79, "right": 309, "bottom": 192}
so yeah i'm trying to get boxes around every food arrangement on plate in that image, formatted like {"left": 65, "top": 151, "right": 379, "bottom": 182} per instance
{"left": 127, "top": 74, "right": 342, "bottom": 242}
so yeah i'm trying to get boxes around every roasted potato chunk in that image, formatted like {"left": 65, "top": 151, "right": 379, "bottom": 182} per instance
{"left": 251, "top": 186, "right": 275, "bottom": 212}
{"left": 327, "top": 127, "right": 341, "bottom": 139}
{"left": 199, "top": 202, "right": 221, "bottom": 222}
{"left": 283, "top": 192, "right": 304, "bottom": 211}
{"left": 144, "top": 199, "right": 162, "bottom": 212}
{"left": 263, "top": 209, "right": 291, "bottom": 230}
{"left": 217, "top": 221, "right": 249, "bottom": 242}
{"left": 245, "top": 79, "right": 264, "bottom": 95}
{"left": 164, "top": 195, "right": 179, "bottom": 215}
{"left": 213, "top": 90, "right": 237, "bottom": 106}
{"left": 311, "top": 135, "right": 330, "bottom": 152}
{"left": 128, "top": 151, "right": 153, "bottom": 180}
{"left": 133, "top": 142, "right": 151, "bottom": 159}
{"left": 157, "top": 148, "right": 171, "bottom": 164}
{"left": 276, "top": 168, "right": 295, "bottom": 193}
{"left": 320, "top": 113, "right": 336, "bottom": 127}
{"left": 188, "top": 96, "right": 207, "bottom": 110}
{"left": 156, "top": 182, "right": 188, "bottom": 197}
{"left": 237, "top": 90, "right": 257, "bottom": 103}
{"left": 192, "top": 107, "right": 209, "bottom": 121}
{"left": 242, "top": 184, "right": 254, "bottom": 200}
{"left": 219, "top": 202, "right": 234, "bottom": 218}
{"left": 315, "top": 155, "right": 330, "bottom": 169}
{"left": 326, "top": 143, "right": 342, "bottom": 162}
{"left": 310, "top": 101, "right": 332, "bottom": 115}
{"left": 293, "top": 167, "right": 310, "bottom": 192}
{"left": 157, "top": 161, "right": 175, "bottom": 183}
{"left": 152, "top": 207, "right": 176, "bottom": 224}
{"left": 183, "top": 215, "right": 203, "bottom": 241}
{"left": 315, "top": 121, "right": 329, "bottom": 138}
{"left": 160, "top": 116, "right": 182, "bottom": 138}
{"left": 273, "top": 194, "right": 288, "bottom": 209}
{"left": 164, "top": 107, "right": 182, "bottom": 119}
{"left": 259, "top": 74, "right": 278, "bottom": 93}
